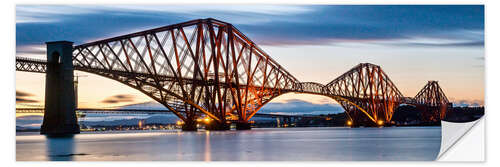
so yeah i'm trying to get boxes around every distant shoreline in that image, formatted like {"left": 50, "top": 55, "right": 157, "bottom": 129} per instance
{"left": 16, "top": 125, "right": 443, "bottom": 133}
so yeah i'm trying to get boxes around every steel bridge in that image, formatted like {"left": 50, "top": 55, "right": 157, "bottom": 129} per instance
{"left": 15, "top": 18, "right": 451, "bottom": 134}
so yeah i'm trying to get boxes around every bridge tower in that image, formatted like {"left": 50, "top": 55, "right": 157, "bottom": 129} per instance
{"left": 41, "top": 41, "right": 80, "bottom": 135}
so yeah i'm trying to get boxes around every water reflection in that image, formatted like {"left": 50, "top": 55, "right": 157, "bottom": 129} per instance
{"left": 204, "top": 131, "right": 211, "bottom": 161}
{"left": 176, "top": 132, "right": 183, "bottom": 160}
{"left": 16, "top": 127, "right": 441, "bottom": 161}
{"left": 46, "top": 135, "right": 75, "bottom": 161}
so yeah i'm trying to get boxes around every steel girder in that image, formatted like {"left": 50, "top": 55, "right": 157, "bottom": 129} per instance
{"left": 15, "top": 57, "right": 47, "bottom": 73}
{"left": 71, "top": 18, "right": 299, "bottom": 124}
{"left": 323, "top": 63, "right": 405, "bottom": 125}
{"left": 413, "top": 81, "right": 451, "bottom": 120}
{"left": 414, "top": 81, "right": 450, "bottom": 107}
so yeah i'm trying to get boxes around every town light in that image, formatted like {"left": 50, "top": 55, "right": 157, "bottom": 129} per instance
{"left": 176, "top": 120, "right": 184, "bottom": 126}
{"left": 138, "top": 120, "right": 143, "bottom": 128}
{"left": 377, "top": 120, "right": 384, "bottom": 126}
{"left": 346, "top": 120, "right": 353, "bottom": 126}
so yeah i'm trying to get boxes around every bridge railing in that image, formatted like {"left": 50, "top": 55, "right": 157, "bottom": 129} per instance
{"left": 15, "top": 57, "right": 47, "bottom": 63}
{"left": 16, "top": 57, "right": 48, "bottom": 73}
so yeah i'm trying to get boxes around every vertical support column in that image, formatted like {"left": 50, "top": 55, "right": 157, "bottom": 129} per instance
{"left": 182, "top": 119, "right": 198, "bottom": 131}
{"left": 41, "top": 41, "right": 80, "bottom": 135}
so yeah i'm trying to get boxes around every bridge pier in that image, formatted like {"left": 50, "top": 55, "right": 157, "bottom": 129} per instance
{"left": 235, "top": 122, "right": 251, "bottom": 130}
{"left": 41, "top": 41, "right": 80, "bottom": 135}
{"left": 181, "top": 121, "right": 198, "bottom": 131}
{"left": 205, "top": 120, "right": 230, "bottom": 131}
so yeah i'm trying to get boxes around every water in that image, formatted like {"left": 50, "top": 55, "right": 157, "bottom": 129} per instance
{"left": 16, "top": 127, "right": 441, "bottom": 161}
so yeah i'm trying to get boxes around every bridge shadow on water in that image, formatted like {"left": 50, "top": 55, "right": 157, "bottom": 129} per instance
{"left": 45, "top": 135, "right": 88, "bottom": 161}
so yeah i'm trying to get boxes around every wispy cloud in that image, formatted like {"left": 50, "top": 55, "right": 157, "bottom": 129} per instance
{"left": 16, "top": 5, "right": 101, "bottom": 23}
{"left": 16, "top": 44, "right": 45, "bottom": 56}
{"left": 16, "top": 90, "right": 38, "bottom": 103}
{"left": 16, "top": 98, "right": 38, "bottom": 103}
{"left": 101, "top": 94, "right": 135, "bottom": 104}
{"left": 16, "top": 90, "right": 33, "bottom": 97}
{"left": 16, "top": 5, "right": 313, "bottom": 24}
{"left": 16, "top": 5, "right": 484, "bottom": 48}
{"left": 358, "top": 31, "right": 484, "bottom": 48}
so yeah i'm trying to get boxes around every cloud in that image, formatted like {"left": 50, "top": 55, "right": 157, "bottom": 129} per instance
{"left": 101, "top": 94, "right": 135, "bottom": 104}
{"left": 16, "top": 45, "right": 45, "bottom": 55}
{"left": 117, "top": 101, "right": 167, "bottom": 110}
{"left": 16, "top": 5, "right": 484, "bottom": 48}
{"left": 14, "top": 5, "right": 310, "bottom": 46}
{"left": 238, "top": 5, "right": 484, "bottom": 47}
{"left": 16, "top": 5, "right": 312, "bottom": 24}
{"left": 16, "top": 11, "right": 186, "bottom": 46}
{"left": 403, "top": 41, "right": 484, "bottom": 47}
{"left": 16, "top": 98, "right": 38, "bottom": 103}
{"left": 16, "top": 90, "right": 39, "bottom": 103}
{"left": 16, "top": 90, "right": 33, "bottom": 97}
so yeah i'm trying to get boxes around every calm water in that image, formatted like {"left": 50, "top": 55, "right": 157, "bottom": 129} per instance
{"left": 16, "top": 127, "right": 441, "bottom": 161}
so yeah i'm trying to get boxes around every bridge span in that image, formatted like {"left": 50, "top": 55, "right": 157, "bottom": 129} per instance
{"left": 15, "top": 18, "right": 451, "bottom": 135}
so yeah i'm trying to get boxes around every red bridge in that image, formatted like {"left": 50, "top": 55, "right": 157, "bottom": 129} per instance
{"left": 15, "top": 18, "right": 451, "bottom": 134}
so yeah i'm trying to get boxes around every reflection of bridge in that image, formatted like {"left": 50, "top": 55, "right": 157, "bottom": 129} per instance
{"left": 16, "top": 18, "right": 451, "bottom": 135}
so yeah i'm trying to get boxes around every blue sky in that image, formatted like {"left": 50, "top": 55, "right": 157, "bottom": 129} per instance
{"left": 16, "top": 5, "right": 483, "bottom": 47}
{"left": 16, "top": 5, "right": 485, "bottom": 110}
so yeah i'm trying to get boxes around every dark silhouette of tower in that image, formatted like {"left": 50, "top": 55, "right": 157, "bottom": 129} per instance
{"left": 41, "top": 41, "right": 80, "bottom": 135}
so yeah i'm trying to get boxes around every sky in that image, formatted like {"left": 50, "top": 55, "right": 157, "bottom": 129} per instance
{"left": 15, "top": 5, "right": 485, "bottom": 111}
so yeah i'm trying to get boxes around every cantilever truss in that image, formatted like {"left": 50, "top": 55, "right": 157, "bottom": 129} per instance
{"left": 414, "top": 81, "right": 450, "bottom": 107}
{"left": 414, "top": 81, "right": 451, "bottom": 120}
{"left": 71, "top": 18, "right": 299, "bottom": 125}
{"left": 15, "top": 18, "right": 453, "bottom": 126}
{"left": 323, "top": 63, "right": 405, "bottom": 125}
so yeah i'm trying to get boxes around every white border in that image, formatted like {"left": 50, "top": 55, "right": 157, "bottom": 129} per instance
{"left": 3, "top": 0, "right": 495, "bottom": 166}
{"left": 438, "top": 118, "right": 484, "bottom": 161}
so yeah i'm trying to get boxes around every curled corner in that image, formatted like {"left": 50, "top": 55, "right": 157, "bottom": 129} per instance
{"left": 437, "top": 117, "right": 483, "bottom": 160}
